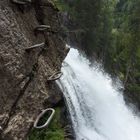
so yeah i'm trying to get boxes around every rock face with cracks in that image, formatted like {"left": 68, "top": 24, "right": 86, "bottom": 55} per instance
{"left": 0, "top": 0, "right": 69, "bottom": 139}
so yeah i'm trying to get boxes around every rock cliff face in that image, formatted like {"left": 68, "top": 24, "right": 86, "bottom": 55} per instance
{"left": 0, "top": 0, "right": 69, "bottom": 139}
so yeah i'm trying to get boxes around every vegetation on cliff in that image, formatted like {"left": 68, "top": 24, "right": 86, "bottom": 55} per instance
{"left": 29, "top": 108, "right": 65, "bottom": 140}
{"left": 55, "top": 0, "right": 140, "bottom": 106}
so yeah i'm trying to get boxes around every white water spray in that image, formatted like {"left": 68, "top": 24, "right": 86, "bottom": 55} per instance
{"left": 58, "top": 48, "right": 140, "bottom": 140}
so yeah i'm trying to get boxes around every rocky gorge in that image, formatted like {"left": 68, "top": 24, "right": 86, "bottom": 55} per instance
{"left": 0, "top": 0, "right": 71, "bottom": 139}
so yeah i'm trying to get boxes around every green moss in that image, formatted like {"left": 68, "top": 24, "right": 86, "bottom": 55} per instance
{"left": 53, "top": 0, "right": 70, "bottom": 12}
{"left": 127, "top": 84, "right": 140, "bottom": 93}
{"left": 119, "top": 72, "right": 125, "bottom": 80}
{"left": 28, "top": 108, "right": 65, "bottom": 140}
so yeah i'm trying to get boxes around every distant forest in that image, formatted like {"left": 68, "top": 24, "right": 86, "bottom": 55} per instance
{"left": 55, "top": 0, "right": 140, "bottom": 106}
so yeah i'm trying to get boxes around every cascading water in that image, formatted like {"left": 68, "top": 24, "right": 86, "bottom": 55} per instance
{"left": 57, "top": 48, "right": 140, "bottom": 140}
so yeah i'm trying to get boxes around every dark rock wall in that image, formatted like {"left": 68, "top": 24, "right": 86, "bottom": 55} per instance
{"left": 0, "top": 0, "right": 69, "bottom": 139}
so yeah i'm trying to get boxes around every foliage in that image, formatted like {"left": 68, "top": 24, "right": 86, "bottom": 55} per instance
{"left": 55, "top": 0, "right": 140, "bottom": 98}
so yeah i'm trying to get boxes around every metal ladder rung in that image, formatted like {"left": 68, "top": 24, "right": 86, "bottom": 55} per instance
{"left": 47, "top": 71, "right": 63, "bottom": 81}
{"left": 11, "top": 0, "right": 32, "bottom": 5}
{"left": 34, "top": 25, "right": 51, "bottom": 31}
{"left": 34, "top": 108, "right": 55, "bottom": 129}
{"left": 25, "top": 42, "right": 45, "bottom": 51}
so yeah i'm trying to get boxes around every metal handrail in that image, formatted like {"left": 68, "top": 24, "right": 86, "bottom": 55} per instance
{"left": 34, "top": 108, "right": 55, "bottom": 129}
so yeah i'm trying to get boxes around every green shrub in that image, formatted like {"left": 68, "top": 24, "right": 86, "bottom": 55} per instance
{"left": 28, "top": 108, "right": 65, "bottom": 140}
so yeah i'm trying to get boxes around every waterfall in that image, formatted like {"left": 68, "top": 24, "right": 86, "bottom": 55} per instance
{"left": 57, "top": 48, "right": 140, "bottom": 140}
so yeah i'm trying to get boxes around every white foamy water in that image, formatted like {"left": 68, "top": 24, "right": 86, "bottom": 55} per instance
{"left": 57, "top": 48, "right": 140, "bottom": 140}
